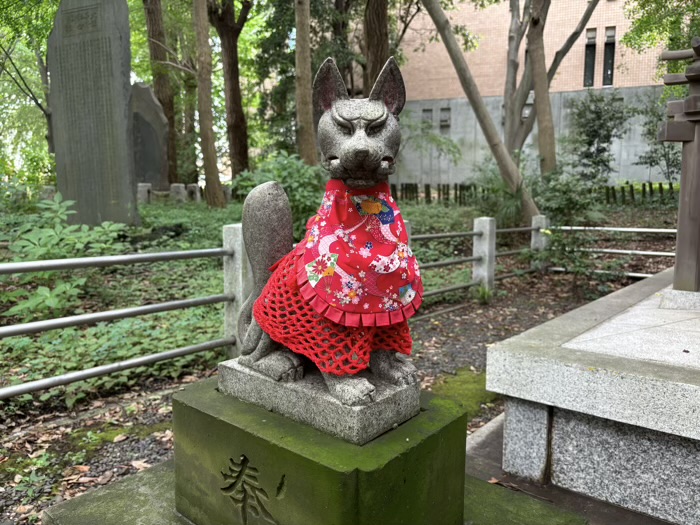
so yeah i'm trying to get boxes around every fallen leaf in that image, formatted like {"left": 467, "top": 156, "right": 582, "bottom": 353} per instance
{"left": 97, "top": 471, "right": 114, "bottom": 485}
{"left": 77, "top": 476, "right": 96, "bottom": 484}
{"left": 13, "top": 474, "right": 22, "bottom": 483}
{"left": 113, "top": 434, "right": 128, "bottom": 443}
{"left": 17, "top": 504, "right": 34, "bottom": 514}
{"left": 74, "top": 465, "right": 91, "bottom": 473}
{"left": 131, "top": 460, "right": 151, "bottom": 471}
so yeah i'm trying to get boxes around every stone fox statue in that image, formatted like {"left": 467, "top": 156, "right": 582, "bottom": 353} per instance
{"left": 237, "top": 57, "right": 423, "bottom": 406}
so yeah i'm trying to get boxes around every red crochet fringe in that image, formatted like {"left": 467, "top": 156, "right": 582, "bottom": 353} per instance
{"left": 253, "top": 251, "right": 412, "bottom": 376}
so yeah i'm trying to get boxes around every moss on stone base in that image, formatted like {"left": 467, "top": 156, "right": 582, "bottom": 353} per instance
{"left": 430, "top": 369, "right": 501, "bottom": 419}
{"left": 463, "top": 476, "right": 588, "bottom": 525}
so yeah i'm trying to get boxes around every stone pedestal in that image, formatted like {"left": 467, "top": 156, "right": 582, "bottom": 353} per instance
{"left": 218, "top": 358, "right": 420, "bottom": 445}
{"left": 174, "top": 378, "right": 468, "bottom": 525}
{"left": 487, "top": 268, "right": 700, "bottom": 525}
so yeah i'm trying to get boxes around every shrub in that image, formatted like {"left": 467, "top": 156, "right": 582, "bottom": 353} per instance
{"left": 231, "top": 151, "right": 326, "bottom": 240}
{"left": 2, "top": 193, "right": 128, "bottom": 320}
{"left": 566, "top": 90, "right": 633, "bottom": 182}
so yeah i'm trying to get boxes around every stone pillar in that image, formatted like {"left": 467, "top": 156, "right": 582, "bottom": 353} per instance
{"left": 222, "top": 185, "right": 232, "bottom": 203}
{"left": 136, "top": 183, "right": 152, "bottom": 204}
{"left": 170, "top": 183, "right": 187, "bottom": 203}
{"left": 472, "top": 217, "right": 496, "bottom": 291}
{"left": 223, "top": 224, "right": 253, "bottom": 357}
{"left": 530, "top": 215, "right": 550, "bottom": 270}
{"left": 48, "top": 0, "right": 139, "bottom": 226}
{"left": 187, "top": 183, "right": 201, "bottom": 202}
{"left": 502, "top": 397, "right": 552, "bottom": 483}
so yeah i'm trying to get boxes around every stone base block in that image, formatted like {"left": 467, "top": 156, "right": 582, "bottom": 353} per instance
{"left": 218, "top": 358, "right": 420, "bottom": 445}
{"left": 41, "top": 461, "right": 188, "bottom": 525}
{"left": 551, "top": 408, "right": 700, "bottom": 525}
{"left": 174, "top": 378, "right": 468, "bottom": 525}
{"left": 502, "top": 398, "right": 550, "bottom": 482}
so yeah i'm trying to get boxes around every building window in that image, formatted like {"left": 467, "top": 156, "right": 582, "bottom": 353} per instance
{"left": 421, "top": 108, "right": 433, "bottom": 127}
{"left": 584, "top": 28, "right": 596, "bottom": 87}
{"left": 439, "top": 107, "right": 451, "bottom": 128}
{"left": 603, "top": 27, "right": 616, "bottom": 86}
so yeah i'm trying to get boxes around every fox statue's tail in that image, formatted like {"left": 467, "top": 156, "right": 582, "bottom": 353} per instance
{"left": 237, "top": 181, "right": 294, "bottom": 352}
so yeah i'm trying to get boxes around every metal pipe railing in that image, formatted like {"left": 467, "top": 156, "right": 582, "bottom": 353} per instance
{"left": 422, "top": 281, "right": 479, "bottom": 298}
{"left": 495, "top": 269, "right": 536, "bottom": 281}
{"left": 549, "top": 267, "right": 652, "bottom": 279}
{"left": 411, "top": 231, "right": 481, "bottom": 241}
{"left": 0, "top": 248, "right": 231, "bottom": 275}
{"left": 581, "top": 248, "right": 676, "bottom": 257}
{"left": 420, "top": 256, "right": 481, "bottom": 270}
{"left": 551, "top": 226, "right": 677, "bottom": 234}
{"left": 495, "top": 226, "right": 539, "bottom": 234}
{"left": 0, "top": 294, "right": 234, "bottom": 339}
{"left": 0, "top": 337, "right": 235, "bottom": 400}
{"left": 495, "top": 249, "right": 528, "bottom": 258}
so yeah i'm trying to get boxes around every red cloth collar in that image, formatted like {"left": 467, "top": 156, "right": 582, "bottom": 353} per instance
{"left": 295, "top": 179, "right": 423, "bottom": 327}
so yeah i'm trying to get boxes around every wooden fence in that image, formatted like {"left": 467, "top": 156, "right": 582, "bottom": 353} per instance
{"left": 390, "top": 182, "right": 679, "bottom": 207}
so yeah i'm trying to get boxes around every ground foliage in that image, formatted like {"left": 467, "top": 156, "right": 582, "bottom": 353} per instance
{"left": 0, "top": 199, "right": 679, "bottom": 523}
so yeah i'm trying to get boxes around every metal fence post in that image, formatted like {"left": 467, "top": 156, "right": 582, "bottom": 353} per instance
{"left": 472, "top": 217, "right": 496, "bottom": 291}
{"left": 530, "top": 214, "right": 550, "bottom": 271}
{"left": 223, "top": 224, "right": 252, "bottom": 357}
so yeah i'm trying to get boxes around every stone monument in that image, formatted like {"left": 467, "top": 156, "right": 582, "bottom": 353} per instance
{"left": 486, "top": 39, "right": 700, "bottom": 525}
{"left": 48, "top": 0, "right": 139, "bottom": 226}
{"left": 131, "top": 83, "right": 169, "bottom": 191}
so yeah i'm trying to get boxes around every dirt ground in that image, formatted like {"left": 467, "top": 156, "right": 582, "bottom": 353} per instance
{"left": 0, "top": 228, "right": 677, "bottom": 524}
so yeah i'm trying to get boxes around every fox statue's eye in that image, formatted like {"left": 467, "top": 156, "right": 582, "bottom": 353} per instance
{"left": 366, "top": 123, "right": 383, "bottom": 136}
{"left": 335, "top": 119, "right": 353, "bottom": 135}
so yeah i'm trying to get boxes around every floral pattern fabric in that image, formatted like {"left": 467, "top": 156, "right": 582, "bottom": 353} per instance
{"left": 295, "top": 179, "right": 423, "bottom": 327}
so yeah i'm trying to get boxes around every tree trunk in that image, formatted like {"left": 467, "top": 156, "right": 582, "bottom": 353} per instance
{"left": 505, "top": 0, "right": 601, "bottom": 155}
{"left": 364, "top": 0, "right": 390, "bottom": 96}
{"left": 143, "top": 0, "right": 179, "bottom": 184}
{"left": 294, "top": 0, "right": 318, "bottom": 165}
{"left": 528, "top": 0, "right": 556, "bottom": 175}
{"left": 181, "top": 73, "right": 199, "bottom": 184}
{"left": 421, "top": 0, "right": 540, "bottom": 223}
{"left": 33, "top": 45, "right": 54, "bottom": 154}
{"left": 502, "top": 0, "right": 530, "bottom": 154}
{"left": 194, "top": 0, "right": 225, "bottom": 207}
{"left": 208, "top": 0, "right": 252, "bottom": 178}
{"left": 332, "top": 0, "right": 355, "bottom": 93}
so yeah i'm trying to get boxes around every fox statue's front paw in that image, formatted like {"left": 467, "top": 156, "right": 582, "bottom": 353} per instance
{"left": 322, "top": 373, "right": 376, "bottom": 406}
{"left": 238, "top": 318, "right": 304, "bottom": 382}
{"left": 370, "top": 351, "right": 419, "bottom": 387}
{"left": 239, "top": 349, "right": 305, "bottom": 382}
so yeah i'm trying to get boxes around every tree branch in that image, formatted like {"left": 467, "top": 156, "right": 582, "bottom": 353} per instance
{"left": 394, "top": 0, "right": 421, "bottom": 51}
{"left": 235, "top": 0, "right": 252, "bottom": 31}
{"left": 512, "top": 0, "right": 600, "bottom": 151}
{"left": 158, "top": 60, "right": 196, "bottom": 75}
{"left": 0, "top": 41, "right": 47, "bottom": 115}
{"left": 548, "top": 0, "right": 600, "bottom": 82}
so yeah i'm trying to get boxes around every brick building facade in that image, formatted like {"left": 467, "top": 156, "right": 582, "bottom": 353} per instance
{"left": 395, "top": 0, "right": 665, "bottom": 185}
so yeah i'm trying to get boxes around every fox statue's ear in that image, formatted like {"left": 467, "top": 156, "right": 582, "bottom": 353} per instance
{"left": 313, "top": 58, "right": 349, "bottom": 126}
{"left": 368, "top": 57, "right": 405, "bottom": 116}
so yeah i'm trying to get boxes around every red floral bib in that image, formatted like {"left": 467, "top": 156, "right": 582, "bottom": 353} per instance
{"left": 295, "top": 179, "right": 423, "bottom": 327}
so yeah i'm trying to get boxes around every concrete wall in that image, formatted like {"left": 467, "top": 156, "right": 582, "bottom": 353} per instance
{"left": 395, "top": 85, "right": 664, "bottom": 186}
{"left": 400, "top": 0, "right": 661, "bottom": 100}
